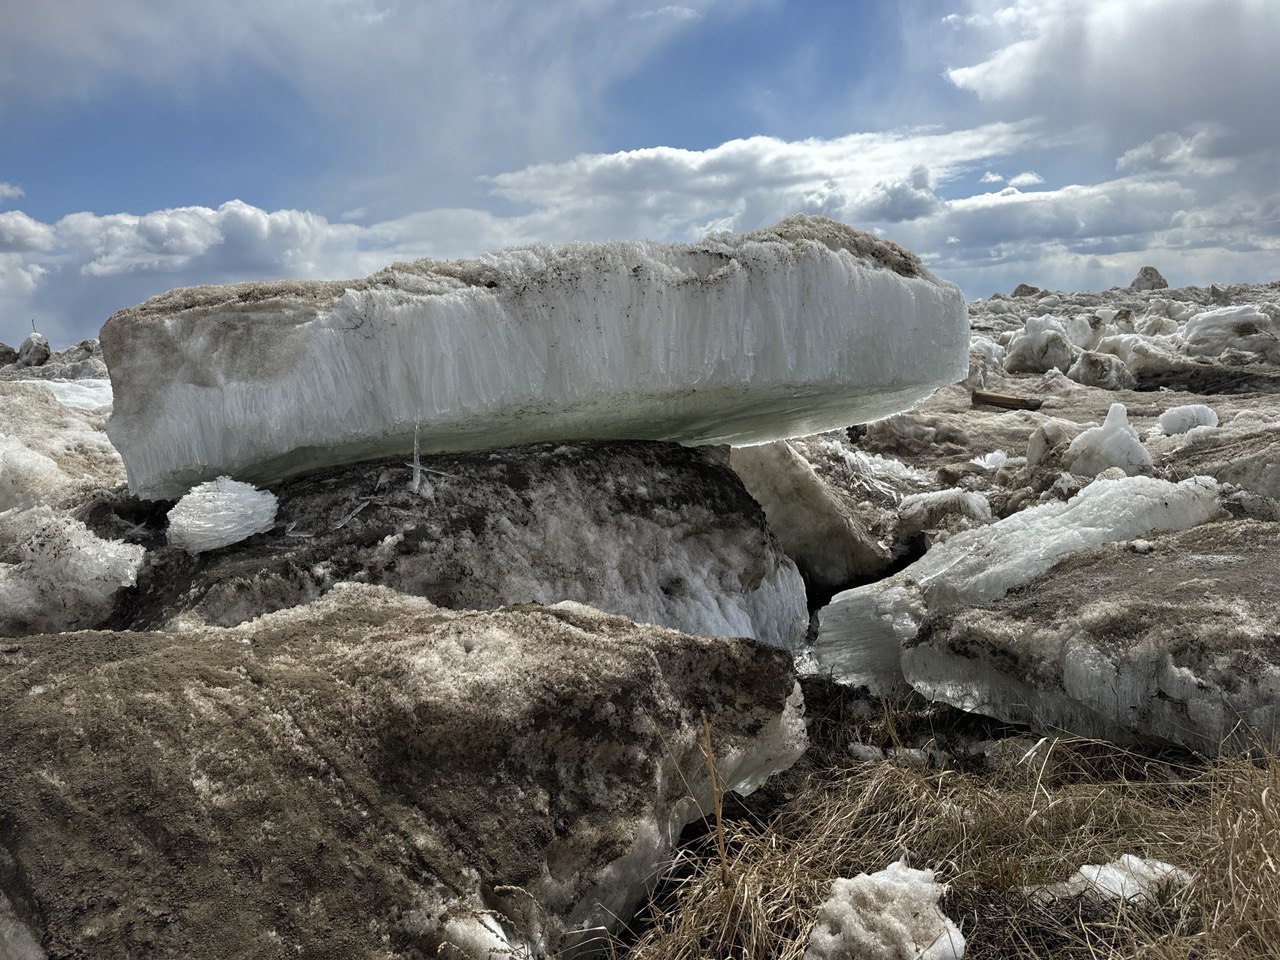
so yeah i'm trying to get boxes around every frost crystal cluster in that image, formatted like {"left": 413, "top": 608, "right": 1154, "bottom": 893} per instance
{"left": 167, "top": 476, "right": 278, "bottom": 553}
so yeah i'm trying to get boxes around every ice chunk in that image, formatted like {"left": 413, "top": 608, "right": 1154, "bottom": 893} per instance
{"left": 167, "top": 477, "right": 278, "bottom": 553}
{"left": 1129, "top": 266, "right": 1168, "bottom": 291}
{"left": 1157, "top": 403, "right": 1218, "bottom": 436}
{"left": 1067, "top": 350, "right": 1136, "bottom": 391}
{"left": 101, "top": 215, "right": 970, "bottom": 499}
{"left": 812, "top": 475, "right": 1222, "bottom": 692}
{"left": 1071, "top": 855, "right": 1191, "bottom": 902}
{"left": 1065, "top": 403, "right": 1151, "bottom": 477}
{"left": 0, "top": 506, "right": 145, "bottom": 635}
{"left": 16, "top": 333, "right": 50, "bottom": 368}
{"left": 1004, "top": 316, "right": 1075, "bottom": 374}
{"left": 1181, "top": 304, "right": 1280, "bottom": 361}
{"left": 803, "top": 861, "right": 965, "bottom": 960}
{"left": 0, "top": 583, "right": 806, "bottom": 956}
{"left": 730, "top": 440, "right": 889, "bottom": 590}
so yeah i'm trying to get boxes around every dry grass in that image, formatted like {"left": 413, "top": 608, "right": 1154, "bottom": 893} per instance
{"left": 611, "top": 681, "right": 1280, "bottom": 959}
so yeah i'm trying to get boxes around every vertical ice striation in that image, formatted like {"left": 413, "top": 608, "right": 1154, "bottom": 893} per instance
{"left": 101, "top": 215, "right": 969, "bottom": 499}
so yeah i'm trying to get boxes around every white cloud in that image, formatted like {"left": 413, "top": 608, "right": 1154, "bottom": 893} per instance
{"left": 1117, "top": 129, "right": 1239, "bottom": 177}
{"left": 1007, "top": 170, "right": 1043, "bottom": 188}
{"left": 945, "top": 0, "right": 1280, "bottom": 148}
{"left": 0, "top": 182, "right": 23, "bottom": 203}
{"left": 979, "top": 171, "right": 1004, "bottom": 183}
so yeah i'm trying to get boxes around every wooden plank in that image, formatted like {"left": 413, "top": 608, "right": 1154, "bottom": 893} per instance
{"left": 971, "top": 390, "right": 1044, "bottom": 411}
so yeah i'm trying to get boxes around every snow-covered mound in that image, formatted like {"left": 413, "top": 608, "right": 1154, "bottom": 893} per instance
{"left": 101, "top": 215, "right": 969, "bottom": 499}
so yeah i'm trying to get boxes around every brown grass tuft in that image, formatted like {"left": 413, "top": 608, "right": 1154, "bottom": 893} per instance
{"left": 612, "top": 683, "right": 1280, "bottom": 959}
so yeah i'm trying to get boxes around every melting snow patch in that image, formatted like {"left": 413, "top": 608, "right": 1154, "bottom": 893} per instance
{"left": 803, "top": 861, "right": 965, "bottom": 960}
{"left": 168, "top": 477, "right": 278, "bottom": 554}
{"left": 1058, "top": 855, "right": 1193, "bottom": 904}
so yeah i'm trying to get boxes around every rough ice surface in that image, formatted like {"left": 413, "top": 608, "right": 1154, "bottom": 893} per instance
{"left": 803, "top": 861, "right": 965, "bottom": 960}
{"left": 1004, "top": 316, "right": 1074, "bottom": 374}
{"left": 1181, "top": 304, "right": 1280, "bottom": 361}
{"left": 1067, "top": 350, "right": 1135, "bottom": 390}
{"left": 908, "top": 519, "right": 1280, "bottom": 752}
{"left": 1065, "top": 403, "right": 1151, "bottom": 477}
{"left": 0, "top": 337, "right": 107, "bottom": 382}
{"left": 33, "top": 378, "right": 114, "bottom": 410}
{"left": 0, "top": 382, "right": 124, "bottom": 510}
{"left": 101, "top": 215, "right": 970, "bottom": 499}
{"left": 730, "top": 439, "right": 889, "bottom": 591}
{"left": 0, "top": 583, "right": 806, "bottom": 958}
{"left": 1071, "top": 856, "right": 1192, "bottom": 903}
{"left": 1157, "top": 403, "right": 1218, "bottom": 436}
{"left": 166, "top": 476, "right": 278, "bottom": 554}
{"left": 0, "top": 506, "right": 144, "bottom": 635}
{"left": 812, "top": 476, "right": 1222, "bottom": 692}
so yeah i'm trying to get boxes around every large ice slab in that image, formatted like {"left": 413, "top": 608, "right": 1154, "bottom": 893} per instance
{"left": 101, "top": 215, "right": 969, "bottom": 499}
{"left": 811, "top": 475, "right": 1222, "bottom": 693}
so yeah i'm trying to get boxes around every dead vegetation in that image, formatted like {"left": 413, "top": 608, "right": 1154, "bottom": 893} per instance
{"left": 611, "top": 681, "right": 1280, "bottom": 959}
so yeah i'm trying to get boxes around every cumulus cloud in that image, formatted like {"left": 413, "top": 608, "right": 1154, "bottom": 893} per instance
{"left": 0, "top": 182, "right": 23, "bottom": 203}
{"left": 1117, "top": 129, "right": 1239, "bottom": 177}
{"left": 980, "top": 171, "right": 1005, "bottom": 183}
{"left": 1006, "top": 170, "right": 1043, "bottom": 188}
{"left": 945, "top": 0, "right": 1280, "bottom": 148}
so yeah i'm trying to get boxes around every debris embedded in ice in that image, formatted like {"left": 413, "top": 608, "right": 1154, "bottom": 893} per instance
{"left": 812, "top": 475, "right": 1222, "bottom": 693}
{"left": 0, "top": 583, "right": 806, "bottom": 958}
{"left": 1065, "top": 403, "right": 1151, "bottom": 477}
{"left": 16, "top": 333, "right": 49, "bottom": 368}
{"left": 1129, "top": 266, "right": 1169, "bottom": 291}
{"left": 803, "top": 861, "right": 965, "bottom": 960}
{"left": 166, "top": 476, "right": 278, "bottom": 554}
{"left": 0, "top": 506, "right": 144, "bottom": 635}
{"left": 101, "top": 215, "right": 970, "bottom": 499}
{"left": 1156, "top": 403, "right": 1218, "bottom": 436}
{"left": 0, "top": 340, "right": 16, "bottom": 366}
{"left": 123, "top": 440, "right": 809, "bottom": 650}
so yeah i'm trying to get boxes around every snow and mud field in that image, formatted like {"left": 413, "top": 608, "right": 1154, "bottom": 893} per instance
{"left": 2, "top": 221, "right": 1280, "bottom": 959}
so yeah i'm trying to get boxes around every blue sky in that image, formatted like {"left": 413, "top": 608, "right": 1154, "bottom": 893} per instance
{"left": 1, "top": 0, "right": 1277, "bottom": 344}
